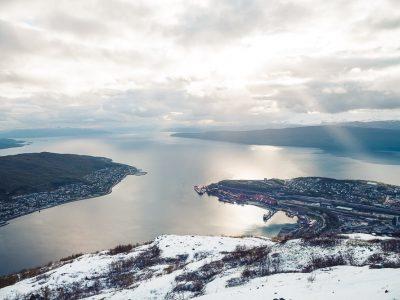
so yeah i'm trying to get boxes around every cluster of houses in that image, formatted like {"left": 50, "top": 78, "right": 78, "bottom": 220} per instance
{"left": 0, "top": 165, "right": 137, "bottom": 225}
{"left": 203, "top": 185, "right": 278, "bottom": 207}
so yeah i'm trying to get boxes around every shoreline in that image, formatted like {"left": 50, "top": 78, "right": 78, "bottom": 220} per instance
{"left": 0, "top": 169, "right": 144, "bottom": 228}
{"left": 201, "top": 177, "right": 400, "bottom": 238}
{"left": 220, "top": 197, "right": 301, "bottom": 236}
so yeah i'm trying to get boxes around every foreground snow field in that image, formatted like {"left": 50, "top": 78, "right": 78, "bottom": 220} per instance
{"left": 198, "top": 266, "right": 400, "bottom": 300}
{"left": 0, "top": 234, "right": 399, "bottom": 299}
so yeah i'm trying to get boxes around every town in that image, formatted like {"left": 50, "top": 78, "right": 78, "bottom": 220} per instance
{"left": 0, "top": 165, "right": 138, "bottom": 226}
{"left": 196, "top": 177, "right": 400, "bottom": 238}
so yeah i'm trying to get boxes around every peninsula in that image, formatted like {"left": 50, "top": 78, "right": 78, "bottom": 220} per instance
{"left": 0, "top": 152, "right": 140, "bottom": 226}
{"left": 196, "top": 177, "right": 400, "bottom": 238}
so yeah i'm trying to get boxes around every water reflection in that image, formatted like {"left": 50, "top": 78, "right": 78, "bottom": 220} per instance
{"left": 0, "top": 133, "right": 400, "bottom": 275}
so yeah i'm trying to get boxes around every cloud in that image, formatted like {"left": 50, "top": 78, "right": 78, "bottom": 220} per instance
{"left": 370, "top": 16, "right": 400, "bottom": 31}
{"left": 0, "top": 0, "right": 399, "bottom": 130}
{"left": 167, "top": 0, "right": 314, "bottom": 47}
{"left": 312, "top": 82, "right": 400, "bottom": 113}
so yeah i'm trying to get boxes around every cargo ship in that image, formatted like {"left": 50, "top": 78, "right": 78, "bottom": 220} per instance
{"left": 194, "top": 185, "right": 206, "bottom": 195}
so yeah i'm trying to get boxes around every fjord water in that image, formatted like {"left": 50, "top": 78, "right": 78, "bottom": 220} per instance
{"left": 1, "top": 133, "right": 400, "bottom": 275}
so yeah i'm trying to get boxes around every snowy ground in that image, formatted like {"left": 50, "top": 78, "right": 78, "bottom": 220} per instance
{"left": 0, "top": 234, "right": 399, "bottom": 299}
{"left": 198, "top": 266, "right": 400, "bottom": 300}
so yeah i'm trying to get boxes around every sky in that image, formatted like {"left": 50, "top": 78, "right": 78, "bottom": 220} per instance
{"left": 0, "top": 0, "right": 399, "bottom": 130}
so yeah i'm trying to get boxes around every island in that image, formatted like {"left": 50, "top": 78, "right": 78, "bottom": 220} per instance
{"left": 0, "top": 138, "right": 26, "bottom": 149}
{"left": 195, "top": 177, "right": 400, "bottom": 238}
{"left": 0, "top": 152, "right": 142, "bottom": 226}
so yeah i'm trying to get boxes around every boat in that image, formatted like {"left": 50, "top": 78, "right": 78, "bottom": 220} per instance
{"left": 263, "top": 210, "right": 275, "bottom": 222}
{"left": 135, "top": 169, "right": 148, "bottom": 176}
{"left": 194, "top": 185, "right": 206, "bottom": 195}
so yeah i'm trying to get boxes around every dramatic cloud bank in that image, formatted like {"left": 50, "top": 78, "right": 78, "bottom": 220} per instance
{"left": 0, "top": 0, "right": 399, "bottom": 129}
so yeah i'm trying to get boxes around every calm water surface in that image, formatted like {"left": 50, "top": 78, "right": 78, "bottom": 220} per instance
{"left": 1, "top": 133, "right": 400, "bottom": 275}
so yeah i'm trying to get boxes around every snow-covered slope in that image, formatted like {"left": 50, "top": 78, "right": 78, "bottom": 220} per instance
{"left": 198, "top": 266, "right": 399, "bottom": 300}
{"left": 0, "top": 234, "right": 399, "bottom": 300}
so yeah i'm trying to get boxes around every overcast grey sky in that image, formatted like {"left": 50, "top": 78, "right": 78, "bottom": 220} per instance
{"left": 0, "top": 0, "right": 399, "bottom": 130}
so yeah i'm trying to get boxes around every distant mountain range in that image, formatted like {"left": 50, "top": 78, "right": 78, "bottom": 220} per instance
{"left": 172, "top": 125, "right": 400, "bottom": 152}
{"left": 331, "top": 120, "right": 400, "bottom": 130}
{"left": 0, "top": 139, "right": 25, "bottom": 150}
{"left": 168, "top": 120, "right": 400, "bottom": 133}
{"left": 0, "top": 128, "right": 107, "bottom": 139}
